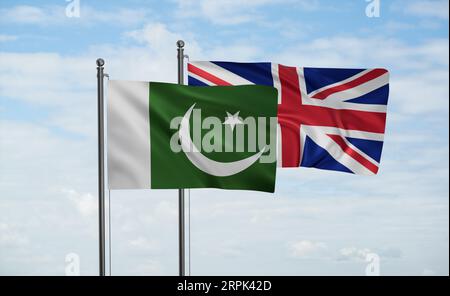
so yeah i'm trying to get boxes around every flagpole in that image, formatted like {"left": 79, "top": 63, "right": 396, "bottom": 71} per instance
{"left": 177, "top": 40, "right": 186, "bottom": 277}
{"left": 96, "top": 58, "right": 106, "bottom": 276}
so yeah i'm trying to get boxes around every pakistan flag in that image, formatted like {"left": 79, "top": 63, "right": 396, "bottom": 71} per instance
{"left": 108, "top": 81, "right": 278, "bottom": 193}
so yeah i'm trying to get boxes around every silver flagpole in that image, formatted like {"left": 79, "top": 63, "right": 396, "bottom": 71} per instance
{"left": 177, "top": 40, "right": 186, "bottom": 277}
{"left": 96, "top": 58, "right": 106, "bottom": 276}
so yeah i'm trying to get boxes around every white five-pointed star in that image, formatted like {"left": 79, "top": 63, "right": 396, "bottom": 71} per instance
{"left": 223, "top": 111, "right": 243, "bottom": 131}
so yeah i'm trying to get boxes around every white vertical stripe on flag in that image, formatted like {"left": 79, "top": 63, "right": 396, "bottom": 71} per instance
{"left": 271, "top": 63, "right": 282, "bottom": 104}
{"left": 107, "top": 80, "right": 151, "bottom": 189}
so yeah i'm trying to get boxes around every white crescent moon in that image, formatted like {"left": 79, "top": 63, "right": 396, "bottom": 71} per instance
{"left": 178, "top": 104, "right": 266, "bottom": 177}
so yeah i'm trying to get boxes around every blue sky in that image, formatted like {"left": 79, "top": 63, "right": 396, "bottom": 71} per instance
{"left": 0, "top": 0, "right": 448, "bottom": 275}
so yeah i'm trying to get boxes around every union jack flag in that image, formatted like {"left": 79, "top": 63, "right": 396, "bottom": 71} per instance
{"left": 188, "top": 62, "right": 389, "bottom": 175}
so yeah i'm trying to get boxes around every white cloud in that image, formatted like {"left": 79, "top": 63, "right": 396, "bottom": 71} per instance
{"left": 0, "top": 120, "right": 96, "bottom": 194}
{"left": 63, "top": 189, "right": 97, "bottom": 217}
{"left": 274, "top": 36, "right": 449, "bottom": 69}
{"left": 0, "top": 223, "right": 29, "bottom": 247}
{"left": 132, "top": 259, "right": 164, "bottom": 275}
{"left": 377, "top": 247, "right": 402, "bottom": 259}
{"left": 295, "top": 0, "right": 321, "bottom": 11}
{"left": 217, "top": 245, "right": 243, "bottom": 258}
{"left": 0, "top": 34, "right": 18, "bottom": 42}
{"left": 0, "top": 22, "right": 199, "bottom": 136}
{"left": 206, "top": 43, "right": 263, "bottom": 61}
{"left": 0, "top": 4, "right": 150, "bottom": 26}
{"left": 338, "top": 247, "right": 372, "bottom": 261}
{"left": 128, "top": 237, "right": 161, "bottom": 252}
{"left": 175, "top": 0, "right": 270, "bottom": 25}
{"left": 81, "top": 6, "right": 150, "bottom": 26}
{"left": 400, "top": 0, "right": 449, "bottom": 20}
{"left": 0, "top": 5, "right": 48, "bottom": 24}
{"left": 337, "top": 246, "right": 403, "bottom": 261}
{"left": 390, "top": 70, "right": 449, "bottom": 114}
{"left": 175, "top": 0, "right": 318, "bottom": 25}
{"left": 0, "top": 52, "right": 92, "bottom": 105}
{"left": 289, "top": 240, "right": 327, "bottom": 258}
{"left": 422, "top": 268, "right": 436, "bottom": 276}
{"left": 124, "top": 22, "right": 197, "bottom": 53}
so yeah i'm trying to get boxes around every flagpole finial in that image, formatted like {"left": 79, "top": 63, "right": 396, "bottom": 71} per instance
{"left": 177, "top": 40, "right": 185, "bottom": 48}
{"left": 96, "top": 58, "right": 105, "bottom": 67}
